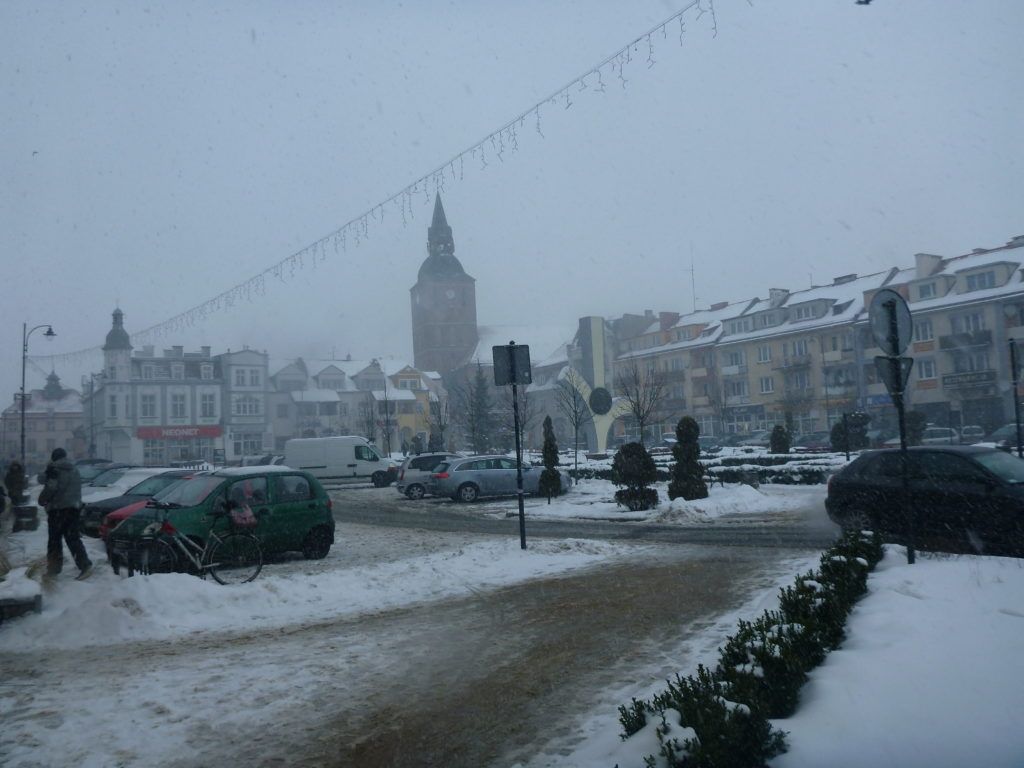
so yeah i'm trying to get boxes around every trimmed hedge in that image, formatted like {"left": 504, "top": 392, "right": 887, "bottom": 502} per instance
{"left": 617, "top": 529, "right": 885, "bottom": 767}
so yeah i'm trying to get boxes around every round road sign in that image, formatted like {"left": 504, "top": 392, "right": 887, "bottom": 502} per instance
{"left": 869, "top": 288, "right": 912, "bottom": 356}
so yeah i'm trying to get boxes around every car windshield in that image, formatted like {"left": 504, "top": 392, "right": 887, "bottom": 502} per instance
{"left": 77, "top": 465, "right": 111, "bottom": 482}
{"left": 126, "top": 474, "right": 181, "bottom": 497}
{"left": 88, "top": 468, "right": 127, "bottom": 487}
{"left": 150, "top": 475, "right": 224, "bottom": 507}
{"left": 973, "top": 451, "right": 1024, "bottom": 484}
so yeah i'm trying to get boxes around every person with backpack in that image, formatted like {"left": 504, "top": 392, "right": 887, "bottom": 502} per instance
{"left": 38, "top": 448, "right": 92, "bottom": 579}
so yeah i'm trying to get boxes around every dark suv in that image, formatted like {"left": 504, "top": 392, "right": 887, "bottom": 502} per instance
{"left": 826, "top": 446, "right": 1024, "bottom": 556}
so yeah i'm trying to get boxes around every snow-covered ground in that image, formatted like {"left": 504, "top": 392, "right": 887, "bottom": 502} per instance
{"left": 531, "top": 548, "right": 1024, "bottom": 768}
{"left": 7, "top": 475, "right": 1017, "bottom": 767}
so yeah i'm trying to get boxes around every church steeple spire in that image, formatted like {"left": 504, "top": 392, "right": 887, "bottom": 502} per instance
{"left": 427, "top": 193, "right": 454, "bottom": 258}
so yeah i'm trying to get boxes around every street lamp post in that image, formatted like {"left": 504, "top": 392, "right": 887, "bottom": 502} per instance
{"left": 20, "top": 322, "right": 56, "bottom": 468}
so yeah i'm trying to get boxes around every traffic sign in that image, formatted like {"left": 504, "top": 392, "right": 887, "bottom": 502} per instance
{"left": 869, "top": 288, "right": 912, "bottom": 356}
{"left": 493, "top": 342, "right": 532, "bottom": 386}
{"left": 875, "top": 355, "right": 913, "bottom": 396}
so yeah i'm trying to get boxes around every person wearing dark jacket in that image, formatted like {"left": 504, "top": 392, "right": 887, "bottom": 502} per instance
{"left": 38, "top": 448, "right": 92, "bottom": 579}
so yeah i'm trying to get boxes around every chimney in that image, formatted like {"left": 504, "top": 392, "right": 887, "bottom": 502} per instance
{"left": 710, "top": 301, "right": 729, "bottom": 311}
{"left": 1007, "top": 235, "right": 1024, "bottom": 248}
{"left": 201, "top": 346, "right": 211, "bottom": 357}
{"left": 768, "top": 288, "right": 789, "bottom": 308}
{"left": 832, "top": 274, "right": 858, "bottom": 285}
{"left": 659, "top": 311, "right": 680, "bottom": 331}
{"left": 914, "top": 253, "right": 942, "bottom": 280}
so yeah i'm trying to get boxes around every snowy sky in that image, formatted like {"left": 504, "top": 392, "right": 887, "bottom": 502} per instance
{"left": 2, "top": 0, "right": 1022, "bottom": 397}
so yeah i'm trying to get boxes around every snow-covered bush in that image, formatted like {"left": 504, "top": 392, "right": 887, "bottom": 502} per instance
{"left": 668, "top": 416, "right": 708, "bottom": 501}
{"left": 611, "top": 442, "right": 659, "bottom": 511}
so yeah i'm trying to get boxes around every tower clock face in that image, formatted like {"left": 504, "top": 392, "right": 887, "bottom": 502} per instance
{"left": 445, "top": 289, "right": 455, "bottom": 300}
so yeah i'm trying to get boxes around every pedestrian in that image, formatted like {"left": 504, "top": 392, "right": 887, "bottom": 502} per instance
{"left": 38, "top": 448, "right": 92, "bottom": 579}
{"left": 4, "top": 460, "right": 26, "bottom": 505}
{"left": 401, "top": 439, "right": 409, "bottom": 457}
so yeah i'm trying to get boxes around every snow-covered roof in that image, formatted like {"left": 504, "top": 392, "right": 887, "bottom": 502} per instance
{"left": 2, "top": 389, "right": 82, "bottom": 416}
{"left": 371, "top": 389, "right": 417, "bottom": 401}
{"left": 467, "top": 325, "right": 574, "bottom": 367}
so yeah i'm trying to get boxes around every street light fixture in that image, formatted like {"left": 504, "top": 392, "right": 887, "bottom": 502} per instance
{"left": 20, "top": 323, "right": 56, "bottom": 468}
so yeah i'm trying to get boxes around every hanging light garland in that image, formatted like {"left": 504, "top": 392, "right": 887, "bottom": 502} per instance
{"left": 30, "top": 0, "right": 717, "bottom": 371}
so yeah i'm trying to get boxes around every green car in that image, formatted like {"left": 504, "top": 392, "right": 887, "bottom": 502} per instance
{"left": 109, "top": 467, "right": 335, "bottom": 570}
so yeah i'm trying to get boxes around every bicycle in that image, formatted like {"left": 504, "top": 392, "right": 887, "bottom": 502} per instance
{"left": 138, "top": 506, "right": 263, "bottom": 585}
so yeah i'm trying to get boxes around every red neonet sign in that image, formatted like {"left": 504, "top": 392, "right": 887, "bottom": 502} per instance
{"left": 136, "top": 425, "right": 223, "bottom": 439}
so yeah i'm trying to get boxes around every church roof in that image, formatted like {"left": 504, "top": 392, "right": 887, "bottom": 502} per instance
{"left": 417, "top": 194, "right": 472, "bottom": 282}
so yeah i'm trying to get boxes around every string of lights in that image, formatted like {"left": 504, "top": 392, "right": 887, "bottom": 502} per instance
{"left": 30, "top": 0, "right": 717, "bottom": 370}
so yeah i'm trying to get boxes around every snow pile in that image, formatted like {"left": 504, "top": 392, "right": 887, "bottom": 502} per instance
{"left": 653, "top": 484, "right": 779, "bottom": 522}
{"left": 0, "top": 567, "right": 40, "bottom": 601}
{"left": 0, "top": 537, "right": 634, "bottom": 650}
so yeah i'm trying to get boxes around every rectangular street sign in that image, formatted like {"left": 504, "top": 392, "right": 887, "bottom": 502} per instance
{"left": 493, "top": 343, "right": 532, "bottom": 386}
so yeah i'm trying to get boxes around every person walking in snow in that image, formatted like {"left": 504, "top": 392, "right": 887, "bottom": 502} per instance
{"left": 38, "top": 448, "right": 92, "bottom": 579}
{"left": 4, "top": 460, "right": 26, "bottom": 505}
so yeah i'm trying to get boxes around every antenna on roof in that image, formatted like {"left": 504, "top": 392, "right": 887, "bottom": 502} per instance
{"left": 689, "top": 242, "right": 697, "bottom": 313}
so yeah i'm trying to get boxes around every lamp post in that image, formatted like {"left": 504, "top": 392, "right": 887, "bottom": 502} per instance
{"left": 20, "top": 323, "right": 56, "bottom": 468}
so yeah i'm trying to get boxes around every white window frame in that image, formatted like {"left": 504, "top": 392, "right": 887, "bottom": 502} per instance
{"left": 759, "top": 376, "right": 774, "bottom": 394}
{"left": 757, "top": 345, "right": 771, "bottom": 363}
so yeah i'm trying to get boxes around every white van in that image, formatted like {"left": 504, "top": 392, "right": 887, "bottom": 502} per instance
{"left": 284, "top": 436, "right": 396, "bottom": 486}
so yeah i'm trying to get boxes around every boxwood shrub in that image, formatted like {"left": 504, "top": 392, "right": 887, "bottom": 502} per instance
{"left": 617, "top": 528, "right": 885, "bottom": 767}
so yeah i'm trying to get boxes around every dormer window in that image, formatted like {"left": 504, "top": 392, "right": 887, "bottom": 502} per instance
{"left": 918, "top": 282, "right": 936, "bottom": 300}
{"left": 793, "top": 305, "right": 814, "bottom": 321}
{"left": 966, "top": 271, "right": 995, "bottom": 291}
{"left": 142, "top": 364, "right": 155, "bottom": 380}
{"left": 200, "top": 364, "right": 213, "bottom": 380}
{"left": 171, "top": 364, "right": 185, "bottom": 380}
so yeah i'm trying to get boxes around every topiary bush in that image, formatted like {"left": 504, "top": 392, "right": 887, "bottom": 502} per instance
{"left": 612, "top": 442, "right": 660, "bottom": 511}
{"left": 668, "top": 416, "right": 708, "bottom": 501}
{"left": 538, "top": 415, "right": 562, "bottom": 501}
{"left": 769, "top": 424, "right": 791, "bottom": 454}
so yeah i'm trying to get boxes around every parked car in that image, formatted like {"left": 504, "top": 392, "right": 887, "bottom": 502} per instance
{"left": 108, "top": 467, "right": 336, "bottom": 570}
{"left": 77, "top": 461, "right": 133, "bottom": 484}
{"left": 793, "top": 431, "right": 833, "bottom": 452}
{"left": 825, "top": 445, "right": 1024, "bottom": 556}
{"left": 396, "top": 452, "right": 463, "bottom": 499}
{"left": 284, "top": 436, "right": 397, "bottom": 486}
{"left": 698, "top": 437, "right": 722, "bottom": 455}
{"left": 736, "top": 431, "right": 771, "bottom": 448}
{"left": 960, "top": 425, "right": 985, "bottom": 444}
{"left": 921, "top": 426, "right": 960, "bottom": 445}
{"left": 81, "top": 467, "right": 172, "bottom": 505}
{"left": 428, "top": 455, "right": 571, "bottom": 502}
{"left": 81, "top": 469, "right": 199, "bottom": 537}
{"left": 983, "top": 423, "right": 1021, "bottom": 452}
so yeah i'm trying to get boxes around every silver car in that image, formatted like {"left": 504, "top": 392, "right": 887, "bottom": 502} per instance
{"left": 428, "top": 454, "right": 570, "bottom": 503}
{"left": 396, "top": 452, "right": 463, "bottom": 499}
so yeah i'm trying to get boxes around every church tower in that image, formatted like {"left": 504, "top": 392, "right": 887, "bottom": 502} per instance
{"left": 410, "top": 194, "right": 478, "bottom": 375}
{"left": 102, "top": 308, "right": 133, "bottom": 381}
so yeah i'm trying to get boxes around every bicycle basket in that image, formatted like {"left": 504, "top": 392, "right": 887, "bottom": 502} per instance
{"left": 230, "top": 505, "right": 258, "bottom": 529}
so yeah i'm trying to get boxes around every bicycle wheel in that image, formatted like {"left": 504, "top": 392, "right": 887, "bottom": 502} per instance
{"left": 205, "top": 533, "right": 262, "bottom": 585}
{"left": 141, "top": 537, "right": 179, "bottom": 575}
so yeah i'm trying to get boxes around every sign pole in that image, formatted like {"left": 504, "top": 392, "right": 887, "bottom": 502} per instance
{"left": 885, "top": 299, "right": 914, "bottom": 565}
{"left": 1011, "top": 339, "right": 1023, "bottom": 459}
{"left": 509, "top": 341, "right": 527, "bottom": 549}
{"left": 842, "top": 412, "right": 850, "bottom": 461}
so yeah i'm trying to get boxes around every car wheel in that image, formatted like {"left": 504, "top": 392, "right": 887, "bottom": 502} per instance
{"left": 371, "top": 471, "right": 387, "bottom": 488}
{"left": 301, "top": 526, "right": 333, "bottom": 559}
{"left": 840, "top": 510, "right": 870, "bottom": 533}
{"left": 107, "top": 545, "right": 121, "bottom": 576}
{"left": 405, "top": 484, "right": 426, "bottom": 500}
{"left": 457, "top": 483, "right": 479, "bottom": 503}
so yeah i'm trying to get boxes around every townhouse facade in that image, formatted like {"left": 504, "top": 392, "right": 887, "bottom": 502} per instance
{"left": 87, "top": 309, "right": 271, "bottom": 464}
{"left": 605, "top": 235, "right": 1024, "bottom": 444}
{"left": 1, "top": 372, "right": 85, "bottom": 469}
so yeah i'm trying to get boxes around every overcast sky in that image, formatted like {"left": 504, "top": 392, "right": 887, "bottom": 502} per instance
{"left": 3, "top": 0, "right": 1022, "bottom": 398}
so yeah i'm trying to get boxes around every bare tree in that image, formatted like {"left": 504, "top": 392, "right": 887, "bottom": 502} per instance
{"left": 554, "top": 375, "right": 590, "bottom": 480}
{"left": 426, "top": 396, "right": 449, "bottom": 451}
{"left": 615, "top": 361, "right": 667, "bottom": 447}
{"left": 450, "top": 363, "right": 495, "bottom": 454}
{"left": 360, "top": 391, "right": 377, "bottom": 444}
{"left": 499, "top": 386, "right": 539, "bottom": 453}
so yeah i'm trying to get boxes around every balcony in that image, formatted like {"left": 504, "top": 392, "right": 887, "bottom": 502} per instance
{"left": 824, "top": 384, "right": 857, "bottom": 398}
{"left": 938, "top": 329, "right": 992, "bottom": 350}
{"left": 720, "top": 364, "right": 747, "bottom": 376}
{"left": 724, "top": 395, "right": 751, "bottom": 406}
{"left": 691, "top": 395, "right": 712, "bottom": 407}
{"left": 689, "top": 367, "right": 709, "bottom": 378}
{"left": 772, "top": 355, "right": 813, "bottom": 370}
